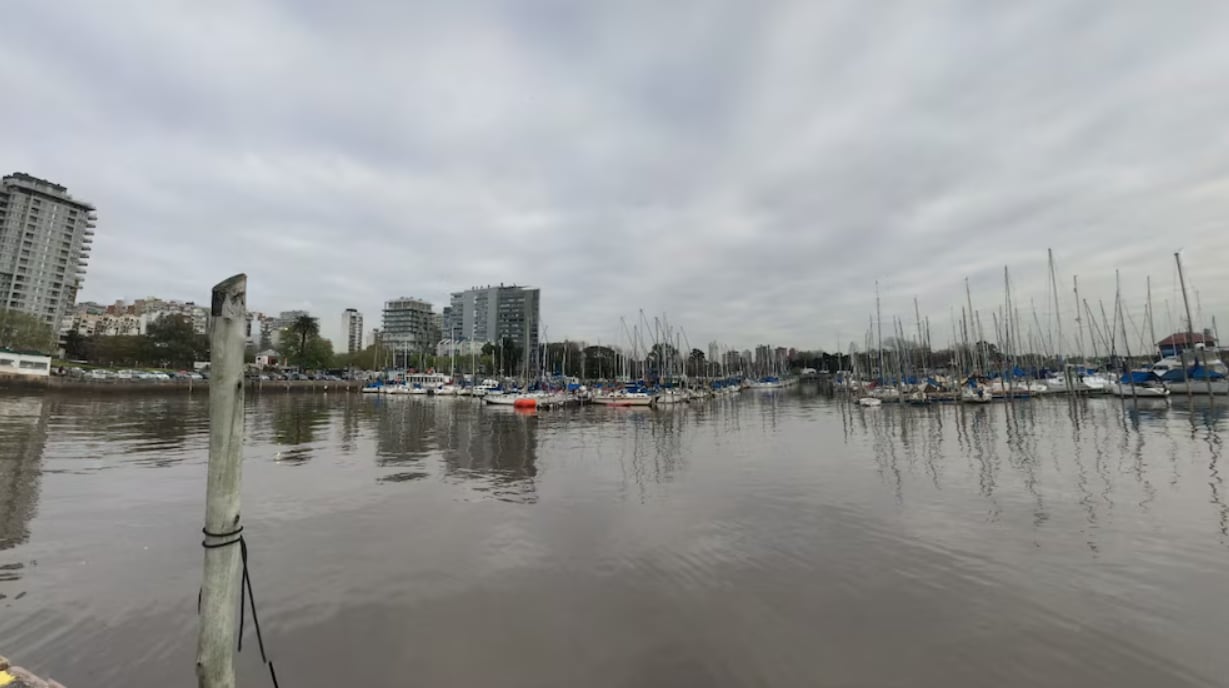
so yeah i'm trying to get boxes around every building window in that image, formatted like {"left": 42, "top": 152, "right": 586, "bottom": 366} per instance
{"left": 19, "top": 360, "right": 47, "bottom": 370}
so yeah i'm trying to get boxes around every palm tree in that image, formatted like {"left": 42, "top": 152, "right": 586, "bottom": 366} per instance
{"left": 290, "top": 315, "right": 319, "bottom": 366}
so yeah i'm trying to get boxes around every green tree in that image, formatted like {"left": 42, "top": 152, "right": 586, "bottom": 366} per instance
{"left": 583, "top": 345, "right": 616, "bottom": 379}
{"left": 647, "top": 342, "right": 679, "bottom": 376}
{"left": 543, "top": 341, "right": 583, "bottom": 376}
{"left": 480, "top": 337, "right": 522, "bottom": 376}
{"left": 687, "top": 348, "right": 706, "bottom": 376}
{"left": 146, "top": 314, "right": 208, "bottom": 368}
{"left": 62, "top": 329, "right": 89, "bottom": 360}
{"left": 0, "top": 308, "right": 56, "bottom": 353}
{"left": 279, "top": 331, "right": 333, "bottom": 370}
{"left": 289, "top": 315, "right": 319, "bottom": 367}
{"left": 90, "top": 335, "right": 147, "bottom": 367}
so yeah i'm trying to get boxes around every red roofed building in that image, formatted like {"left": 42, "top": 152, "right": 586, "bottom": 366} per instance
{"left": 1158, "top": 331, "right": 1216, "bottom": 357}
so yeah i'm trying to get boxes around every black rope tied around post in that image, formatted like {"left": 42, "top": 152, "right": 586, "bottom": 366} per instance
{"left": 200, "top": 526, "right": 281, "bottom": 688}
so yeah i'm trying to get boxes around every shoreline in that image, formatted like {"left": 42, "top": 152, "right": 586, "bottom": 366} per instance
{"left": 0, "top": 377, "right": 365, "bottom": 394}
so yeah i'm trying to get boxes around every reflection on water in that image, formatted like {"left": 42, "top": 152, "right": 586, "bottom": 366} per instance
{"left": 0, "top": 396, "right": 48, "bottom": 551}
{"left": 1, "top": 390, "right": 1228, "bottom": 687}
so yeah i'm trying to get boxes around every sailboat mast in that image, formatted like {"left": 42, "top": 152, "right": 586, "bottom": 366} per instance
{"left": 1048, "top": 248, "right": 1064, "bottom": 363}
{"left": 964, "top": 278, "right": 977, "bottom": 375}
{"left": 1116, "top": 276, "right": 1137, "bottom": 401}
{"left": 1073, "top": 275, "right": 1087, "bottom": 361}
{"left": 875, "top": 281, "right": 885, "bottom": 381}
{"left": 1175, "top": 251, "right": 1212, "bottom": 399}
{"left": 913, "top": 297, "right": 924, "bottom": 373}
{"left": 1140, "top": 273, "right": 1150, "bottom": 361}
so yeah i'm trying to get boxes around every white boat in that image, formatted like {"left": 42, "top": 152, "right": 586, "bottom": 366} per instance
{"left": 655, "top": 389, "right": 689, "bottom": 405}
{"left": 870, "top": 386, "right": 902, "bottom": 403}
{"left": 484, "top": 391, "right": 519, "bottom": 405}
{"left": 1156, "top": 354, "right": 1229, "bottom": 395}
{"left": 1027, "top": 382, "right": 1051, "bottom": 395}
{"left": 961, "top": 386, "right": 993, "bottom": 404}
{"left": 471, "top": 379, "right": 501, "bottom": 398}
{"left": 1106, "top": 370, "right": 1168, "bottom": 398}
{"left": 591, "top": 389, "right": 656, "bottom": 406}
{"left": 1166, "top": 379, "right": 1229, "bottom": 395}
{"left": 748, "top": 376, "right": 786, "bottom": 389}
{"left": 858, "top": 397, "right": 882, "bottom": 407}
{"left": 434, "top": 384, "right": 459, "bottom": 396}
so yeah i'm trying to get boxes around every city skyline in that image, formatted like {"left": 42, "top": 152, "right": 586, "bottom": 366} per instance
{"left": 3, "top": 2, "right": 1228, "bottom": 351}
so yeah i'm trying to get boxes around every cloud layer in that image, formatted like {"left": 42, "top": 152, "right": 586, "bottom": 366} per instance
{"left": 3, "top": 0, "right": 1227, "bottom": 350}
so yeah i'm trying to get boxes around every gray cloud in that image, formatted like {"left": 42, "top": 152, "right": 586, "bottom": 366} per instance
{"left": 2, "top": 0, "right": 1226, "bottom": 350}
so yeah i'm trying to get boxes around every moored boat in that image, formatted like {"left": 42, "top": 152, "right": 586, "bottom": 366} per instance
{"left": 1109, "top": 370, "right": 1170, "bottom": 398}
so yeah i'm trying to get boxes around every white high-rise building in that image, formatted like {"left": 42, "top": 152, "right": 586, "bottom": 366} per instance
{"left": 0, "top": 173, "right": 96, "bottom": 329}
{"left": 342, "top": 308, "right": 363, "bottom": 353}
{"left": 442, "top": 284, "right": 540, "bottom": 351}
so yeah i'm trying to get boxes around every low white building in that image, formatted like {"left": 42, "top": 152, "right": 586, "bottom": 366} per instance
{"left": 436, "top": 338, "right": 488, "bottom": 357}
{"left": 0, "top": 349, "right": 52, "bottom": 378}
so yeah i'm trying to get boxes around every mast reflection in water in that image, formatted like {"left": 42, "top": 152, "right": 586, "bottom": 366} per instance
{"left": 0, "top": 389, "right": 1227, "bottom": 687}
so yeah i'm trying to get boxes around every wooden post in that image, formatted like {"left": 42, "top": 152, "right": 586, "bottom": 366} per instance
{"left": 196, "top": 274, "right": 247, "bottom": 688}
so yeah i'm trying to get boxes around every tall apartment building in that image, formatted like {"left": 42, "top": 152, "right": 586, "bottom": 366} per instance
{"left": 341, "top": 308, "right": 363, "bottom": 353}
{"left": 0, "top": 173, "right": 96, "bottom": 329}
{"left": 381, "top": 297, "right": 435, "bottom": 353}
{"left": 442, "top": 284, "right": 540, "bottom": 351}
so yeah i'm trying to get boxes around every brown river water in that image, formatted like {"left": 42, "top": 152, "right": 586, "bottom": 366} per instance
{"left": 1, "top": 387, "right": 1227, "bottom": 687}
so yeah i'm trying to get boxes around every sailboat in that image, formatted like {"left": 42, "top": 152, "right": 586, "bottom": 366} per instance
{"left": 1109, "top": 370, "right": 1170, "bottom": 398}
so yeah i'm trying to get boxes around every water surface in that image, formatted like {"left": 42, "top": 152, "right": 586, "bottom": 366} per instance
{"left": 1, "top": 389, "right": 1227, "bottom": 686}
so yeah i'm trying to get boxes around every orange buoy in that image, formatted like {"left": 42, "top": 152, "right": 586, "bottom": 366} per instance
{"left": 513, "top": 397, "right": 537, "bottom": 408}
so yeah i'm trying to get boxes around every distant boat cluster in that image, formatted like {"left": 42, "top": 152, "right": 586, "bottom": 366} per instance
{"left": 846, "top": 249, "right": 1225, "bottom": 406}
{"left": 842, "top": 349, "right": 1226, "bottom": 407}
{"left": 361, "top": 373, "right": 800, "bottom": 409}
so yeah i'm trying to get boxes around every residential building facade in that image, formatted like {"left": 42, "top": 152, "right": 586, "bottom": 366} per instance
{"left": 442, "top": 284, "right": 540, "bottom": 351}
{"left": 0, "top": 173, "right": 96, "bottom": 329}
{"left": 61, "top": 297, "right": 210, "bottom": 337}
{"left": 381, "top": 297, "right": 435, "bottom": 354}
{"left": 342, "top": 308, "right": 363, "bottom": 353}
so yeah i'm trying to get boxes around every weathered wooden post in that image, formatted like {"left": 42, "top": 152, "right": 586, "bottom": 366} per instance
{"left": 196, "top": 274, "right": 247, "bottom": 688}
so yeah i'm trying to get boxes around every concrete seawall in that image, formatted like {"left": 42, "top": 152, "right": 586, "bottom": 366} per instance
{"left": 0, "top": 376, "right": 366, "bottom": 395}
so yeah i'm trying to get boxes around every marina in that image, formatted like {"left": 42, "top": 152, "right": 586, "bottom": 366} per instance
{"left": 2, "top": 385, "right": 1228, "bottom": 687}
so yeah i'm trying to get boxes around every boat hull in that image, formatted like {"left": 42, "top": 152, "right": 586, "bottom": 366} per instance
{"left": 1109, "top": 383, "right": 1170, "bottom": 398}
{"left": 592, "top": 396, "right": 655, "bottom": 407}
{"left": 1166, "top": 380, "right": 1229, "bottom": 395}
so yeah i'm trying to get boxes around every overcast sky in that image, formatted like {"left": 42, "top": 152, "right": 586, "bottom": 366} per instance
{"left": 3, "top": 1, "right": 1227, "bottom": 352}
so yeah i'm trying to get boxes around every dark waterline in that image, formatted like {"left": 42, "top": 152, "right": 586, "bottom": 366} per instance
{"left": 1, "top": 389, "right": 1227, "bottom": 687}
